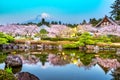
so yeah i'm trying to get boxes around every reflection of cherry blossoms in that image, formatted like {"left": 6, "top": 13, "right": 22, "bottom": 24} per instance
{"left": 47, "top": 54, "right": 69, "bottom": 66}
{"left": 18, "top": 54, "right": 39, "bottom": 64}
{"left": 96, "top": 57, "right": 120, "bottom": 69}
{"left": 111, "top": 67, "right": 120, "bottom": 80}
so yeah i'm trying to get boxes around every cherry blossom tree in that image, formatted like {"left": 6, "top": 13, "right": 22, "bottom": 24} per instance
{"left": 0, "top": 24, "right": 39, "bottom": 37}
{"left": 46, "top": 25, "right": 71, "bottom": 38}
{"left": 97, "top": 25, "right": 120, "bottom": 36}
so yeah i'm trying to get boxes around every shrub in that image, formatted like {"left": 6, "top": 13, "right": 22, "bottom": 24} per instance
{"left": 63, "top": 32, "right": 112, "bottom": 49}
{"left": 77, "top": 32, "right": 95, "bottom": 46}
{"left": 95, "top": 35, "right": 111, "bottom": 43}
{"left": 0, "top": 69, "right": 16, "bottom": 80}
{"left": 0, "top": 38, "right": 8, "bottom": 44}
{"left": 63, "top": 43, "right": 79, "bottom": 49}
{"left": 0, "top": 32, "right": 14, "bottom": 44}
{"left": 108, "top": 35, "right": 120, "bottom": 42}
{"left": 5, "top": 67, "right": 12, "bottom": 74}
{"left": 42, "top": 37, "right": 79, "bottom": 41}
{"left": 77, "top": 32, "right": 111, "bottom": 46}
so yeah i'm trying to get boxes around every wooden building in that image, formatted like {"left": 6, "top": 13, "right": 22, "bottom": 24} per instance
{"left": 95, "top": 15, "right": 118, "bottom": 28}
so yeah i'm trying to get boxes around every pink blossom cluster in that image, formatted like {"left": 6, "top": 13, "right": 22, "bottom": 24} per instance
{"left": 46, "top": 25, "right": 70, "bottom": 37}
{"left": 96, "top": 57, "right": 120, "bottom": 69}
{"left": 0, "top": 24, "right": 40, "bottom": 36}
{"left": 97, "top": 25, "right": 120, "bottom": 36}
{"left": 83, "top": 25, "right": 97, "bottom": 32}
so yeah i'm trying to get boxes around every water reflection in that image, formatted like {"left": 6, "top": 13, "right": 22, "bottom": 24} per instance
{"left": 0, "top": 49, "right": 120, "bottom": 80}
{"left": 111, "top": 68, "right": 120, "bottom": 80}
{"left": 19, "top": 54, "right": 39, "bottom": 64}
{"left": 96, "top": 57, "right": 120, "bottom": 70}
{"left": 48, "top": 54, "right": 69, "bottom": 66}
{"left": 5, "top": 66, "right": 22, "bottom": 74}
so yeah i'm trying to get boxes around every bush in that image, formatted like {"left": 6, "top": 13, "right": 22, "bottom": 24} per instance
{"left": 0, "top": 69, "right": 17, "bottom": 80}
{"left": 77, "top": 32, "right": 111, "bottom": 46}
{"left": 64, "top": 32, "right": 112, "bottom": 48}
{"left": 0, "top": 38, "right": 8, "bottom": 44}
{"left": 108, "top": 35, "right": 120, "bottom": 42}
{"left": 0, "top": 32, "right": 14, "bottom": 44}
{"left": 42, "top": 37, "right": 79, "bottom": 41}
{"left": 95, "top": 35, "right": 111, "bottom": 43}
{"left": 77, "top": 32, "right": 96, "bottom": 46}
{"left": 63, "top": 43, "right": 79, "bottom": 49}
{"left": 0, "top": 53, "right": 7, "bottom": 63}
{"left": 5, "top": 67, "right": 12, "bottom": 74}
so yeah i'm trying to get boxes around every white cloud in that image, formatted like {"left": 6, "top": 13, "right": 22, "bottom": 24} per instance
{"left": 41, "top": 12, "right": 50, "bottom": 18}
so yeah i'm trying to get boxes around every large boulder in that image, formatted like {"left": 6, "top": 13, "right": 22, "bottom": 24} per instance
{"left": 15, "top": 72, "right": 40, "bottom": 80}
{"left": 5, "top": 55, "right": 22, "bottom": 67}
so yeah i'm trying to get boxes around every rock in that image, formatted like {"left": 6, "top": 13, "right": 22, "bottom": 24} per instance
{"left": 116, "top": 49, "right": 120, "bottom": 56}
{"left": 5, "top": 55, "right": 22, "bottom": 67}
{"left": 15, "top": 72, "right": 40, "bottom": 80}
{"left": 58, "top": 45, "right": 62, "bottom": 51}
{"left": 86, "top": 50, "right": 94, "bottom": 53}
{"left": 86, "top": 45, "right": 95, "bottom": 50}
{"left": 94, "top": 46, "right": 99, "bottom": 53}
{"left": 79, "top": 46, "right": 84, "bottom": 50}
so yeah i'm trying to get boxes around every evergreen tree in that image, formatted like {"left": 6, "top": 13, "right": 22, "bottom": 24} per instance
{"left": 51, "top": 21, "right": 54, "bottom": 24}
{"left": 39, "top": 18, "right": 50, "bottom": 26}
{"left": 89, "top": 18, "right": 97, "bottom": 26}
{"left": 110, "top": 0, "right": 120, "bottom": 20}
{"left": 42, "top": 18, "right": 45, "bottom": 24}
{"left": 54, "top": 21, "right": 58, "bottom": 24}
{"left": 82, "top": 20, "right": 87, "bottom": 24}
{"left": 89, "top": 18, "right": 102, "bottom": 26}
{"left": 58, "top": 21, "right": 62, "bottom": 25}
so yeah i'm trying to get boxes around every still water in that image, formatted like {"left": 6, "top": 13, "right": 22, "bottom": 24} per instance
{"left": 0, "top": 49, "right": 120, "bottom": 80}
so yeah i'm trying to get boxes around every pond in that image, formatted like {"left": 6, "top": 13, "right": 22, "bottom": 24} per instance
{"left": 0, "top": 49, "right": 120, "bottom": 80}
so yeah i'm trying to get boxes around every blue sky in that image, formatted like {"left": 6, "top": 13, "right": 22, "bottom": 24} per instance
{"left": 0, "top": 0, "right": 115, "bottom": 25}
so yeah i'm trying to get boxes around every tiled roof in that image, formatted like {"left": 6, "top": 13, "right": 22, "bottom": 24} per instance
{"left": 95, "top": 15, "right": 118, "bottom": 27}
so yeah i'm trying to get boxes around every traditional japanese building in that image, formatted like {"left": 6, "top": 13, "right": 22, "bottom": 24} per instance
{"left": 95, "top": 15, "right": 118, "bottom": 28}
{"left": 116, "top": 20, "right": 120, "bottom": 25}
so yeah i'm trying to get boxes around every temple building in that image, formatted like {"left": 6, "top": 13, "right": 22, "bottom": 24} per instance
{"left": 95, "top": 15, "right": 118, "bottom": 28}
{"left": 116, "top": 20, "right": 120, "bottom": 25}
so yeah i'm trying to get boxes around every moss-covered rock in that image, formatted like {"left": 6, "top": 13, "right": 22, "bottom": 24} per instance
{"left": 16, "top": 72, "right": 40, "bottom": 80}
{"left": 0, "top": 69, "right": 17, "bottom": 80}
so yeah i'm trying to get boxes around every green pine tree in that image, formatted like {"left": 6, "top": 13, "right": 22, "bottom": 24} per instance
{"left": 110, "top": 0, "right": 120, "bottom": 20}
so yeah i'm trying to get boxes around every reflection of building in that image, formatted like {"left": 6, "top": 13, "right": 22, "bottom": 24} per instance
{"left": 111, "top": 68, "right": 120, "bottom": 80}
{"left": 95, "top": 15, "right": 118, "bottom": 28}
